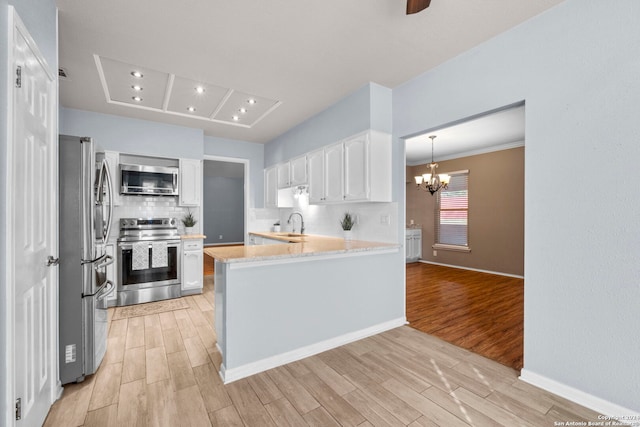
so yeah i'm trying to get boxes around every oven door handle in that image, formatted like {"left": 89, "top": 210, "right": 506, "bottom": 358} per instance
{"left": 118, "top": 241, "right": 181, "bottom": 250}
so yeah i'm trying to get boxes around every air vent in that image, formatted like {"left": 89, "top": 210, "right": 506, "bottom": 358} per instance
{"left": 58, "top": 67, "right": 69, "bottom": 81}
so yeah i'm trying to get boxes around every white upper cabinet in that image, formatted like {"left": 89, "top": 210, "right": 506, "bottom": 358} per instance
{"left": 342, "top": 130, "right": 391, "bottom": 203}
{"left": 265, "top": 166, "right": 278, "bottom": 208}
{"left": 179, "top": 158, "right": 202, "bottom": 206}
{"left": 290, "top": 155, "right": 307, "bottom": 186}
{"left": 324, "top": 142, "right": 344, "bottom": 202}
{"left": 343, "top": 133, "right": 369, "bottom": 201}
{"left": 276, "top": 156, "right": 307, "bottom": 189}
{"left": 307, "top": 149, "right": 325, "bottom": 203}
{"left": 265, "top": 130, "right": 391, "bottom": 205}
{"left": 277, "top": 162, "right": 291, "bottom": 189}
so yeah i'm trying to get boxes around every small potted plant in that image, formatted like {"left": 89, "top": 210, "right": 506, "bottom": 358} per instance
{"left": 340, "top": 212, "right": 355, "bottom": 241}
{"left": 182, "top": 209, "right": 197, "bottom": 234}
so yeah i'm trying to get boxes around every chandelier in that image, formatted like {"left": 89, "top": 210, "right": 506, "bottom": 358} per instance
{"left": 414, "top": 135, "right": 450, "bottom": 195}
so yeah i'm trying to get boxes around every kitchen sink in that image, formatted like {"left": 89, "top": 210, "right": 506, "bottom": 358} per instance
{"left": 274, "top": 232, "right": 304, "bottom": 237}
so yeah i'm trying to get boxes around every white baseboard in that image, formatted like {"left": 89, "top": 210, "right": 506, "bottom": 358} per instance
{"left": 220, "top": 317, "right": 406, "bottom": 384}
{"left": 419, "top": 260, "right": 524, "bottom": 279}
{"left": 520, "top": 369, "right": 639, "bottom": 420}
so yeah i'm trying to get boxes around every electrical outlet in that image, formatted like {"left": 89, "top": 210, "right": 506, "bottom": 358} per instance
{"left": 380, "top": 214, "right": 391, "bottom": 225}
{"left": 218, "top": 235, "right": 223, "bottom": 240}
{"left": 433, "top": 250, "right": 437, "bottom": 257}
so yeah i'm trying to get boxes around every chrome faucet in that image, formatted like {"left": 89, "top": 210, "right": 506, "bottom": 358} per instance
{"left": 287, "top": 211, "right": 305, "bottom": 234}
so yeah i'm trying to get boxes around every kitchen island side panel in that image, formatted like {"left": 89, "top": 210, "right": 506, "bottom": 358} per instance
{"left": 219, "top": 249, "right": 403, "bottom": 374}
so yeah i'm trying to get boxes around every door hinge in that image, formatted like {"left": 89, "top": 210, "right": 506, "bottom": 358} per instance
{"left": 15, "top": 66, "right": 22, "bottom": 88}
{"left": 15, "top": 397, "right": 21, "bottom": 421}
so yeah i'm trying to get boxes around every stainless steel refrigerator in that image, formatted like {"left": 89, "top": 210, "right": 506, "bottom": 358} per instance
{"left": 59, "top": 135, "right": 115, "bottom": 384}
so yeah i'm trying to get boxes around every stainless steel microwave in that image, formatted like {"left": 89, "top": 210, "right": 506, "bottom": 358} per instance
{"left": 120, "top": 164, "right": 179, "bottom": 196}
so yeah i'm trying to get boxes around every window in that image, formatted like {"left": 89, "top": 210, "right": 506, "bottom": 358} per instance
{"left": 435, "top": 171, "right": 470, "bottom": 251}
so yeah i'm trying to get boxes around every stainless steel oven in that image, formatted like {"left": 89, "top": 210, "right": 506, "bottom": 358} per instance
{"left": 116, "top": 218, "right": 181, "bottom": 306}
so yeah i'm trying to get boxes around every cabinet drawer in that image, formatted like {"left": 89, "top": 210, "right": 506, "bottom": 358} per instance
{"left": 183, "top": 240, "right": 203, "bottom": 251}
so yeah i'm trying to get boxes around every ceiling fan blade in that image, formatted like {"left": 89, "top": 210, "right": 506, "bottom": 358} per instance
{"left": 406, "top": 0, "right": 431, "bottom": 14}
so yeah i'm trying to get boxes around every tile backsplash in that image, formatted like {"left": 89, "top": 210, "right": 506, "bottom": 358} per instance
{"left": 248, "top": 194, "right": 398, "bottom": 243}
{"left": 109, "top": 195, "right": 196, "bottom": 242}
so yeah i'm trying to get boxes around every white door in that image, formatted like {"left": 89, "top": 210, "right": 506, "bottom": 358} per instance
{"left": 290, "top": 155, "right": 307, "bottom": 186}
{"left": 324, "top": 142, "right": 344, "bottom": 202}
{"left": 8, "top": 9, "right": 58, "bottom": 427}
{"left": 307, "top": 149, "right": 325, "bottom": 203}
{"left": 264, "top": 166, "right": 278, "bottom": 208}
{"left": 343, "top": 134, "right": 369, "bottom": 201}
{"left": 179, "top": 158, "right": 202, "bottom": 206}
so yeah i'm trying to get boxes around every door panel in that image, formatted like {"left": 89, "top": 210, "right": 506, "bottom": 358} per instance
{"left": 11, "top": 9, "right": 57, "bottom": 427}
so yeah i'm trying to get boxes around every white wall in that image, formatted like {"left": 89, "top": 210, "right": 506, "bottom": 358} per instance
{"left": 393, "top": 0, "right": 640, "bottom": 413}
{"left": 265, "top": 82, "right": 392, "bottom": 166}
{"left": 60, "top": 107, "right": 204, "bottom": 159}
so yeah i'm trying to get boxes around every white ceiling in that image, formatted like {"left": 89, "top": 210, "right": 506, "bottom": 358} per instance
{"left": 405, "top": 105, "right": 525, "bottom": 165}
{"left": 56, "top": 0, "right": 564, "bottom": 144}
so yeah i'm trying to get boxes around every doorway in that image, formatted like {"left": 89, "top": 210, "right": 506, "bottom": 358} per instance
{"left": 404, "top": 103, "right": 525, "bottom": 370}
{"left": 202, "top": 157, "right": 248, "bottom": 246}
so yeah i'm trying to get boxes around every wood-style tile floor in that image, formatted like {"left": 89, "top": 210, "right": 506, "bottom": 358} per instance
{"left": 44, "top": 272, "right": 601, "bottom": 426}
{"left": 406, "top": 263, "right": 524, "bottom": 370}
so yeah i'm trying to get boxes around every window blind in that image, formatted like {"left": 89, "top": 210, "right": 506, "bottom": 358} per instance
{"left": 436, "top": 172, "right": 469, "bottom": 247}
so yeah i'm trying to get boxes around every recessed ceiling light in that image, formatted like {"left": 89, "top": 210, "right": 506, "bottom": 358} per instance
{"left": 132, "top": 85, "right": 143, "bottom": 91}
{"left": 131, "top": 71, "right": 143, "bottom": 78}
{"left": 195, "top": 86, "right": 205, "bottom": 94}
{"left": 247, "top": 98, "right": 256, "bottom": 105}
{"left": 232, "top": 115, "right": 239, "bottom": 121}
{"left": 132, "top": 96, "right": 143, "bottom": 102}
{"left": 187, "top": 106, "right": 196, "bottom": 112}
{"left": 239, "top": 108, "right": 247, "bottom": 114}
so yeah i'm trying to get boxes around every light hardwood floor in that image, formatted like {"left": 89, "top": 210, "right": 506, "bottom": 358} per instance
{"left": 44, "top": 274, "right": 601, "bottom": 426}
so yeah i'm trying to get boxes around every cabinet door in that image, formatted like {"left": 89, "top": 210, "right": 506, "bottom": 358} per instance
{"left": 307, "top": 149, "right": 325, "bottom": 203}
{"left": 179, "top": 158, "right": 202, "bottom": 206}
{"left": 344, "top": 133, "right": 369, "bottom": 201}
{"left": 414, "top": 231, "right": 422, "bottom": 259}
{"left": 277, "top": 162, "right": 291, "bottom": 188}
{"left": 290, "top": 155, "right": 307, "bottom": 186}
{"left": 324, "top": 142, "right": 344, "bottom": 202}
{"left": 103, "top": 151, "right": 120, "bottom": 206}
{"left": 182, "top": 249, "right": 203, "bottom": 291}
{"left": 264, "top": 166, "right": 278, "bottom": 208}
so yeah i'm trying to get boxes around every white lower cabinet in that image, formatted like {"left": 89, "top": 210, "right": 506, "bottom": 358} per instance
{"left": 406, "top": 229, "right": 422, "bottom": 262}
{"left": 105, "top": 243, "right": 118, "bottom": 307}
{"left": 181, "top": 239, "right": 203, "bottom": 295}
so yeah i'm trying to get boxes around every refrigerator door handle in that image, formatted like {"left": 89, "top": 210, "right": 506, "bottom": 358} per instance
{"left": 102, "top": 159, "right": 114, "bottom": 243}
{"left": 96, "top": 280, "right": 114, "bottom": 301}
{"left": 94, "top": 254, "right": 114, "bottom": 270}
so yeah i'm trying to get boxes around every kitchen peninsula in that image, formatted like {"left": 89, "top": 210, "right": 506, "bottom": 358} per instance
{"left": 205, "top": 233, "right": 403, "bottom": 383}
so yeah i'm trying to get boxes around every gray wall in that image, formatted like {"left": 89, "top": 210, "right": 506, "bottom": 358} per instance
{"left": 394, "top": 0, "right": 640, "bottom": 412}
{"left": 203, "top": 175, "right": 244, "bottom": 244}
{"left": 1, "top": 0, "right": 57, "bottom": 421}
{"left": 204, "top": 136, "right": 264, "bottom": 209}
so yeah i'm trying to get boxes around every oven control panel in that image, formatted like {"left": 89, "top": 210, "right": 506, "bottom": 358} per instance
{"left": 120, "top": 218, "right": 177, "bottom": 229}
